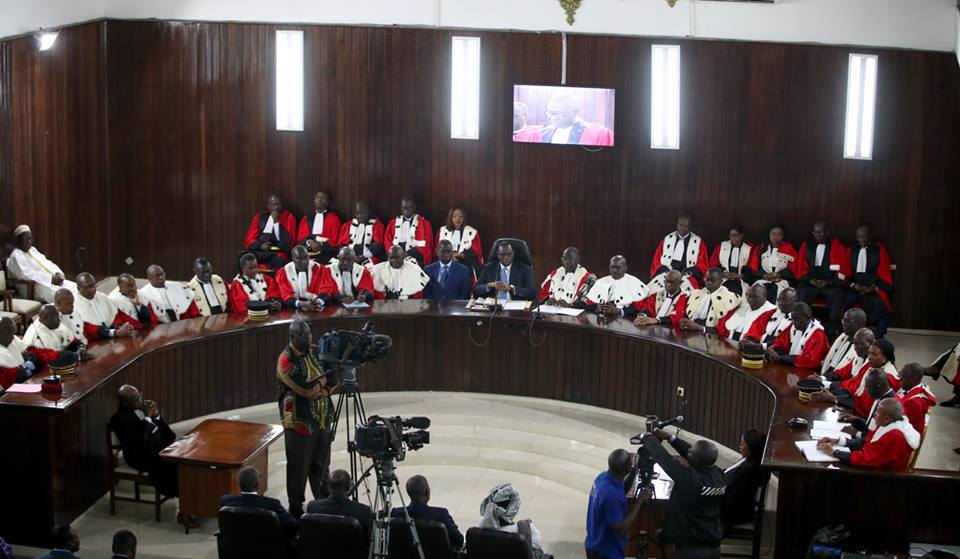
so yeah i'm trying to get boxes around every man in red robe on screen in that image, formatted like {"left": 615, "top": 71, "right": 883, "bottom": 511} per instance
{"left": 845, "top": 225, "right": 895, "bottom": 334}
{"left": 512, "top": 102, "right": 542, "bottom": 142}
{"left": 532, "top": 92, "right": 614, "bottom": 147}
{"left": 384, "top": 197, "right": 434, "bottom": 266}
{"left": 767, "top": 302, "right": 829, "bottom": 370}
{"left": 297, "top": 191, "right": 342, "bottom": 263}
{"left": 649, "top": 215, "right": 709, "bottom": 295}
{"left": 244, "top": 194, "right": 297, "bottom": 269}
{"left": 275, "top": 246, "right": 328, "bottom": 311}
{"left": 338, "top": 202, "right": 387, "bottom": 266}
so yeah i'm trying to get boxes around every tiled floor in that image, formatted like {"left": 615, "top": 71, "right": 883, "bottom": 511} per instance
{"left": 11, "top": 329, "right": 959, "bottom": 559}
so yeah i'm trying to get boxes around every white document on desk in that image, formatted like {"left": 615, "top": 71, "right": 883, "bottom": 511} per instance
{"left": 502, "top": 301, "right": 530, "bottom": 311}
{"left": 532, "top": 305, "right": 583, "bottom": 316}
{"left": 795, "top": 440, "right": 839, "bottom": 462}
{"left": 809, "top": 429, "right": 850, "bottom": 442}
{"left": 342, "top": 301, "right": 370, "bottom": 309}
{"left": 812, "top": 420, "right": 848, "bottom": 433}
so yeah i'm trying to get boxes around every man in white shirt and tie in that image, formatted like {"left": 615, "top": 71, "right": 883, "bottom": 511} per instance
{"left": 5, "top": 225, "right": 77, "bottom": 303}
{"left": 473, "top": 242, "right": 536, "bottom": 301}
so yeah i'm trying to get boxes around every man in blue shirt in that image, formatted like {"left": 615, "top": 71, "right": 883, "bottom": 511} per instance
{"left": 424, "top": 240, "right": 473, "bottom": 300}
{"left": 585, "top": 449, "right": 649, "bottom": 559}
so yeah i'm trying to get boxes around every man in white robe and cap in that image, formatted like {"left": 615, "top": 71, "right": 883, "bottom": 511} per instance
{"left": 5, "top": 225, "right": 76, "bottom": 303}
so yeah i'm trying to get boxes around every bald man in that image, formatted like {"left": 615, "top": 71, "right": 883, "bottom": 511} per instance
{"left": 186, "top": 257, "right": 229, "bottom": 316}
{"left": 540, "top": 247, "right": 593, "bottom": 307}
{"left": 584, "top": 255, "right": 648, "bottom": 318}
{"left": 73, "top": 273, "right": 135, "bottom": 341}
{"left": 337, "top": 201, "right": 387, "bottom": 266}
{"left": 585, "top": 449, "right": 649, "bottom": 559}
{"left": 635, "top": 270, "right": 688, "bottom": 328}
{"left": 23, "top": 304, "right": 85, "bottom": 364}
{"left": 322, "top": 246, "right": 375, "bottom": 304}
{"left": 895, "top": 363, "right": 937, "bottom": 434}
{"left": 534, "top": 92, "right": 614, "bottom": 146}
{"left": 275, "top": 245, "right": 329, "bottom": 311}
{"left": 758, "top": 287, "right": 796, "bottom": 347}
{"left": 243, "top": 194, "right": 297, "bottom": 269}
{"left": 767, "top": 302, "right": 829, "bottom": 369}
{"left": 821, "top": 308, "right": 867, "bottom": 376}
{"left": 54, "top": 287, "right": 87, "bottom": 346}
{"left": 679, "top": 268, "right": 741, "bottom": 336}
{"left": 138, "top": 265, "right": 200, "bottom": 323}
{"left": 108, "top": 273, "right": 159, "bottom": 329}
{"left": 0, "top": 317, "right": 40, "bottom": 389}
{"left": 818, "top": 398, "right": 920, "bottom": 469}
{"left": 650, "top": 215, "right": 710, "bottom": 295}
{"left": 726, "top": 284, "right": 776, "bottom": 345}
{"left": 370, "top": 246, "right": 430, "bottom": 300}
{"left": 384, "top": 196, "right": 434, "bottom": 266}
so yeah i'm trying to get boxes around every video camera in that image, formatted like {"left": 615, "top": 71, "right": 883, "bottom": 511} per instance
{"left": 351, "top": 415, "right": 431, "bottom": 463}
{"left": 318, "top": 322, "right": 392, "bottom": 369}
{"left": 628, "top": 415, "right": 685, "bottom": 490}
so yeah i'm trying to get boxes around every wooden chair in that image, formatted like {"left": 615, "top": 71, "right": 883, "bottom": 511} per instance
{"left": 106, "top": 425, "right": 169, "bottom": 521}
{"left": 0, "top": 266, "right": 40, "bottom": 333}
{"left": 722, "top": 475, "right": 770, "bottom": 559}
{"left": 907, "top": 418, "right": 930, "bottom": 470}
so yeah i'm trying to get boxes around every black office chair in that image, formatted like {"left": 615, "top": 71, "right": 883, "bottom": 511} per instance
{"left": 486, "top": 238, "right": 533, "bottom": 268}
{"left": 722, "top": 474, "right": 771, "bottom": 559}
{"left": 299, "top": 513, "right": 367, "bottom": 559}
{"left": 465, "top": 527, "right": 533, "bottom": 559}
{"left": 389, "top": 517, "right": 459, "bottom": 559}
{"left": 217, "top": 506, "right": 288, "bottom": 559}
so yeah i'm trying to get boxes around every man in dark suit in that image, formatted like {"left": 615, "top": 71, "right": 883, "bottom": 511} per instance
{"left": 391, "top": 475, "right": 464, "bottom": 549}
{"left": 424, "top": 240, "right": 473, "bottom": 300}
{"left": 220, "top": 466, "right": 299, "bottom": 538}
{"left": 306, "top": 469, "right": 373, "bottom": 538}
{"left": 473, "top": 241, "right": 536, "bottom": 301}
{"left": 36, "top": 524, "right": 80, "bottom": 559}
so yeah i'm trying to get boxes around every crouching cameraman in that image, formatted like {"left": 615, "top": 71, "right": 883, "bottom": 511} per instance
{"left": 637, "top": 428, "right": 726, "bottom": 559}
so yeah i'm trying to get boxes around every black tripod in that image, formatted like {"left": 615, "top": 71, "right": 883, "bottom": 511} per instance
{"left": 329, "top": 365, "right": 369, "bottom": 499}
{"left": 356, "top": 457, "right": 425, "bottom": 559}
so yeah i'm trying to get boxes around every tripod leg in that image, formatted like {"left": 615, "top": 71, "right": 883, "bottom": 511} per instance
{"left": 394, "top": 478, "right": 426, "bottom": 559}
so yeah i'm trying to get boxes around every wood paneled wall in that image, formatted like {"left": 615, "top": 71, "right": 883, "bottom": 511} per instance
{"left": 2, "top": 20, "right": 959, "bottom": 328}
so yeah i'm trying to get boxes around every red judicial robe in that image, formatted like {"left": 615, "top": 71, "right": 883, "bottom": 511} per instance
{"left": 275, "top": 261, "right": 329, "bottom": 305}
{"left": 840, "top": 361, "right": 900, "bottom": 417}
{"left": 74, "top": 292, "right": 138, "bottom": 342}
{"left": 772, "top": 320, "right": 830, "bottom": 369}
{"left": 321, "top": 263, "right": 376, "bottom": 302}
{"left": 337, "top": 219, "right": 387, "bottom": 264}
{"left": 796, "top": 239, "right": 851, "bottom": 282}
{"left": 650, "top": 232, "right": 709, "bottom": 289}
{"left": 228, "top": 273, "right": 281, "bottom": 312}
{"left": 384, "top": 214, "right": 434, "bottom": 265}
{"left": 847, "top": 242, "right": 895, "bottom": 312}
{"left": 730, "top": 304, "right": 778, "bottom": 343}
{"left": 539, "top": 266, "right": 591, "bottom": 305}
{"left": 108, "top": 289, "right": 160, "bottom": 330}
{"left": 749, "top": 242, "right": 799, "bottom": 285}
{"left": 244, "top": 210, "right": 297, "bottom": 260}
{"left": 436, "top": 225, "right": 484, "bottom": 271}
{"left": 637, "top": 290, "right": 688, "bottom": 328}
{"left": 0, "top": 337, "right": 35, "bottom": 389}
{"left": 530, "top": 121, "right": 614, "bottom": 146}
{"left": 897, "top": 384, "right": 936, "bottom": 434}
{"left": 846, "top": 419, "right": 920, "bottom": 470}
{"left": 297, "top": 210, "right": 342, "bottom": 248}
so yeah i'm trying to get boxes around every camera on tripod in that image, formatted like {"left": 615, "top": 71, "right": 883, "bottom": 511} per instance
{"left": 318, "top": 321, "right": 392, "bottom": 368}
{"left": 351, "top": 415, "right": 431, "bottom": 462}
{"left": 628, "top": 414, "right": 685, "bottom": 490}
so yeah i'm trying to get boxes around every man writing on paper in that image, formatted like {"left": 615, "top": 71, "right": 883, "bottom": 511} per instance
{"left": 817, "top": 399, "right": 920, "bottom": 470}
{"left": 540, "top": 247, "right": 593, "bottom": 307}
{"left": 635, "top": 270, "right": 688, "bottom": 328}
{"left": 474, "top": 242, "right": 536, "bottom": 301}
{"left": 371, "top": 246, "right": 430, "bottom": 300}
{"left": 583, "top": 255, "right": 647, "bottom": 319}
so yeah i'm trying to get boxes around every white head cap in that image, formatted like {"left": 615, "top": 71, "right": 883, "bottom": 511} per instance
{"left": 13, "top": 224, "right": 30, "bottom": 237}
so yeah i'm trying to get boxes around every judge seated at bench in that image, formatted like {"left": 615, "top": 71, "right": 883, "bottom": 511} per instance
{"left": 766, "top": 302, "right": 829, "bottom": 369}
{"left": 678, "top": 268, "right": 740, "bottom": 335}
{"left": 186, "top": 257, "right": 230, "bottom": 316}
{"left": 370, "top": 246, "right": 430, "bottom": 300}
{"left": 74, "top": 273, "right": 136, "bottom": 341}
{"left": 0, "top": 317, "right": 40, "bottom": 389}
{"left": 817, "top": 398, "right": 920, "bottom": 470}
{"left": 243, "top": 194, "right": 297, "bottom": 270}
{"left": 275, "top": 246, "right": 328, "bottom": 311}
{"left": 138, "top": 265, "right": 201, "bottom": 324}
{"left": 23, "top": 304, "right": 88, "bottom": 364}
{"left": 423, "top": 240, "right": 473, "bottom": 301}
{"left": 539, "top": 247, "right": 592, "bottom": 308}
{"left": 474, "top": 242, "right": 536, "bottom": 301}
{"left": 583, "top": 255, "right": 648, "bottom": 319}
{"left": 108, "top": 273, "right": 160, "bottom": 329}
{"left": 221, "top": 465, "right": 299, "bottom": 539}
{"left": 635, "top": 270, "right": 688, "bottom": 328}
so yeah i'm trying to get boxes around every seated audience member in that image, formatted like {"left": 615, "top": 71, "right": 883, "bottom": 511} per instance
{"left": 139, "top": 265, "right": 201, "bottom": 323}
{"left": 108, "top": 384, "right": 189, "bottom": 522}
{"left": 111, "top": 529, "right": 137, "bottom": 559}
{"left": 228, "top": 253, "right": 282, "bottom": 312}
{"left": 437, "top": 206, "right": 484, "bottom": 275}
{"left": 391, "top": 475, "right": 464, "bottom": 549}
{"left": 186, "top": 258, "right": 229, "bottom": 316}
{"left": 74, "top": 273, "right": 135, "bottom": 341}
{"left": 649, "top": 215, "right": 709, "bottom": 295}
{"left": 0, "top": 317, "right": 40, "bottom": 389}
{"left": 371, "top": 246, "right": 430, "bottom": 300}
{"left": 584, "top": 255, "right": 648, "bottom": 318}
{"left": 679, "top": 268, "right": 741, "bottom": 335}
{"left": 54, "top": 288, "right": 87, "bottom": 347}
{"left": 540, "top": 247, "right": 593, "bottom": 307}
{"left": 297, "top": 190, "right": 342, "bottom": 263}
{"left": 337, "top": 201, "right": 387, "bottom": 266}
{"left": 796, "top": 221, "right": 849, "bottom": 334}
{"left": 896, "top": 363, "right": 937, "bottom": 434}
{"left": 709, "top": 224, "right": 754, "bottom": 296}
{"left": 925, "top": 340, "right": 960, "bottom": 407}
{"left": 424, "top": 240, "right": 473, "bottom": 300}
{"left": 756, "top": 287, "right": 796, "bottom": 348}
{"left": 818, "top": 399, "right": 920, "bottom": 470}
{"left": 721, "top": 429, "right": 769, "bottom": 531}
{"left": 275, "top": 246, "right": 328, "bottom": 311}
{"left": 585, "top": 449, "right": 648, "bottom": 559}
{"left": 478, "top": 483, "right": 544, "bottom": 556}
{"left": 531, "top": 92, "right": 614, "bottom": 146}
{"left": 767, "top": 302, "right": 829, "bottom": 369}
{"left": 306, "top": 469, "right": 372, "bottom": 538}
{"left": 221, "top": 466, "right": 298, "bottom": 539}
{"left": 5, "top": 224, "right": 77, "bottom": 303}
{"left": 635, "top": 270, "right": 688, "bottom": 328}
{"left": 243, "top": 194, "right": 297, "bottom": 269}
{"left": 726, "top": 284, "right": 776, "bottom": 345}
{"left": 322, "top": 247, "right": 375, "bottom": 305}
{"left": 108, "top": 274, "right": 159, "bottom": 329}
{"left": 845, "top": 225, "right": 894, "bottom": 332}
{"left": 821, "top": 308, "right": 867, "bottom": 376}
{"left": 37, "top": 524, "right": 80, "bottom": 559}
{"left": 384, "top": 197, "right": 434, "bottom": 266}
{"left": 751, "top": 226, "right": 798, "bottom": 304}
{"left": 23, "top": 304, "right": 86, "bottom": 363}
{"left": 474, "top": 242, "right": 536, "bottom": 301}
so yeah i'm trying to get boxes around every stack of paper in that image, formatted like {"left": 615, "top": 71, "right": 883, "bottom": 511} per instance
{"left": 536, "top": 305, "right": 584, "bottom": 317}
{"left": 809, "top": 420, "right": 850, "bottom": 441}
{"left": 795, "top": 440, "right": 839, "bottom": 462}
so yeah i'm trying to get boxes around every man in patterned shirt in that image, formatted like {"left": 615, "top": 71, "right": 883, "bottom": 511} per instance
{"left": 278, "top": 319, "right": 335, "bottom": 517}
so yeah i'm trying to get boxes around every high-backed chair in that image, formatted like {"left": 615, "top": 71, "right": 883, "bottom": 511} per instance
{"left": 299, "top": 513, "right": 367, "bottom": 559}
{"left": 0, "top": 265, "right": 40, "bottom": 332}
{"left": 486, "top": 239, "right": 533, "bottom": 269}
{"left": 106, "top": 425, "right": 170, "bottom": 521}
{"left": 722, "top": 474, "right": 771, "bottom": 559}
{"left": 389, "top": 516, "right": 459, "bottom": 559}
{"left": 217, "top": 506, "right": 288, "bottom": 559}
{"left": 465, "top": 527, "right": 533, "bottom": 559}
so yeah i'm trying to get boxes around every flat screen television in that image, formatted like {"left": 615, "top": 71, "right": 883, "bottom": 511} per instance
{"left": 512, "top": 84, "right": 615, "bottom": 147}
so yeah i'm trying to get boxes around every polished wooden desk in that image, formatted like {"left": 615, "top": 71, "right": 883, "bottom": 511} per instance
{"left": 159, "top": 419, "right": 282, "bottom": 528}
{"left": 0, "top": 301, "right": 957, "bottom": 556}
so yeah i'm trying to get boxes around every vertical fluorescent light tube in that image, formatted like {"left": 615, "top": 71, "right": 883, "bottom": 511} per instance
{"left": 276, "top": 30, "right": 304, "bottom": 132}
{"left": 37, "top": 31, "right": 59, "bottom": 51}
{"left": 451, "top": 36, "right": 481, "bottom": 140}
{"left": 844, "top": 53, "right": 878, "bottom": 160}
{"left": 651, "top": 44, "right": 680, "bottom": 150}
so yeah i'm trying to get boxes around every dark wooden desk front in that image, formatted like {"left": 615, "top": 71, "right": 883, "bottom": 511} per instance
{"left": 1, "top": 301, "right": 957, "bottom": 555}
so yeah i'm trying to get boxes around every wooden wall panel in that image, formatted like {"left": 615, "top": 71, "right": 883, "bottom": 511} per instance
{"left": 2, "top": 20, "right": 959, "bottom": 328}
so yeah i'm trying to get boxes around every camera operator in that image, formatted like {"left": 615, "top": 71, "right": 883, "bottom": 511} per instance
{"left": 585, "top": 449, "right": 651, "bottom": 559}
{"left": 637, "top": 428, "right": 726, "bottom": 559}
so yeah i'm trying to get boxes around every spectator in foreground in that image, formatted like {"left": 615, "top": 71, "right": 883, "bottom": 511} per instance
{"left": 391, "top": 474, "right": 464, "bottom": 549}
{"left": 111, "top": 529, "right": 137, "bottom": 559}
{"left": 479, "top": 483, "right": 548, "bottom": 558}
{"left": 36, "top": 523, "right": 79, "bottom": 559}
